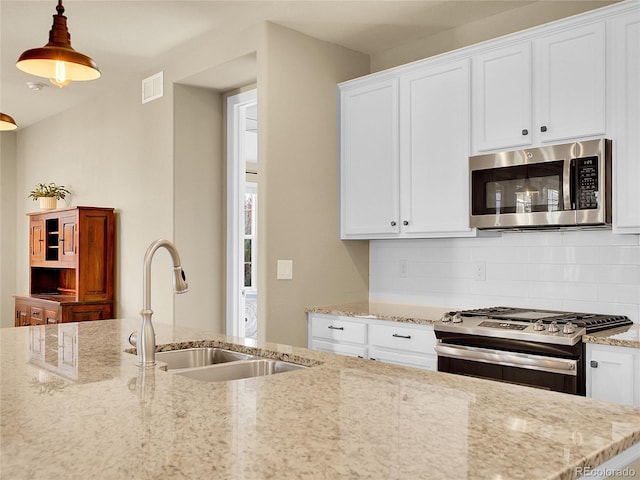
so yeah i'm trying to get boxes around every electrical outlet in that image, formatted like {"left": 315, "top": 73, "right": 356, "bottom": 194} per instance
{"left": 399, "top": 260, "right": 408, "bottom": 278}
{"left": 473, "top": 261, "right": 486, "bottom": 281}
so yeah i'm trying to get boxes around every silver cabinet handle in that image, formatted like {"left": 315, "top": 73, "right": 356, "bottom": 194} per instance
{"left": 392, "top": 333, "right": 411, "bottom": 339}
{"left": 590, "top": 360, "right": 598, "bottom": 368}
{"left": 327, "top": 326, "right": 344, "bottom": 331}
{"left": 390, "top": 221, "right": 397, "bottom": 226}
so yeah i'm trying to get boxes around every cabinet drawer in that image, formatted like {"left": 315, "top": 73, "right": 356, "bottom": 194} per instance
{"left": 369, "top": 323, "right": 435, "bottom": 354}
{"left": 311, "top": 340, "right": 367, "bottom": 358}
{"left": 369, "top": 347, "right": 436, "bottom": 371}
{"left": 310, "top": 315, "right": 367, "bottom": 344}
{"left": 30, "top": 307, "right": 44, "bottom": 325}
{"left": 44, "top": 309, "right": 59, "bottom": 324}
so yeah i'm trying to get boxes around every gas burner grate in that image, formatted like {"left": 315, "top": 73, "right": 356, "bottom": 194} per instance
{"left": 457, "top": 307, "right": 633, "bottom": 333}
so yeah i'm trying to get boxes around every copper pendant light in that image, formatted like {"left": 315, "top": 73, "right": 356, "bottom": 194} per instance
{"left": 16, "top": 0, "right": 100, "bottom": 88}
{"left": 0, "top": 113, "right": 18, "bottom": 131}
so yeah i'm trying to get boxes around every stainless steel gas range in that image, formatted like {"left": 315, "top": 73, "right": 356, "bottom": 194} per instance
{"left": 434, "top": 307, "right": 633, "bottom": 395}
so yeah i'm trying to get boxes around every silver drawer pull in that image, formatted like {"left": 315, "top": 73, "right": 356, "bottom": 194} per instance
{"left": 392, "top": 333, "right": 411, "bottom": 339}
{"left": 328, "top": 326, "right": 344, "bottom": 331}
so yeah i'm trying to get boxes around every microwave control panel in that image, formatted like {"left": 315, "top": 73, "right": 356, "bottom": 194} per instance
{"left": 575, "top": 156, "right": 599, "bottom": 209}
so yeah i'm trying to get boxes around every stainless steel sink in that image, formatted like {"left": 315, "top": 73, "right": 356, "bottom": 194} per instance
{"left": 175, "top": 359, "right": 306, "bottom": 382}
{"left": 155, "top": 347, "right": 255, "bottom": 370}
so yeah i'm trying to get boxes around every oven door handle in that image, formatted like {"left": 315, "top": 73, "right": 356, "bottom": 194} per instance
{"left": 435, "top": 343, "right": 578, "bottom": 376}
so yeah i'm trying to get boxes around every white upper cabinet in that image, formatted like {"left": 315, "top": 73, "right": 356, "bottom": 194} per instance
{"left": 340, "top": 78, "right": 400, "bottom": 237}
{"left": 535, "top": 23, "right": 606, "bottom": 144}
{"left": 340, "top": 1, "right": 638, "bottom": 237}
{"left": 472, "top": 22, "right": 606, "bottom": 153}
{"left": 472, "top": 43, "right": 533, "bottom": 152}
{"left": 610, "top": 8, "right": 640, "bottom": 233}
{"left": 400, "top": 60, "right": 473, "bottom": 236}
{"left": 340, "top": 59, "right": 474, "bottom": 239}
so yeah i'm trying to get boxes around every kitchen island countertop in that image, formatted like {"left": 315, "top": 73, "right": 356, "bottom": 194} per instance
{"left": 1, "top": 318, "right": 639, "bottom": 480}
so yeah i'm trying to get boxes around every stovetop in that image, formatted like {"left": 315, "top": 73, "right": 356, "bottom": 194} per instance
{"left": 455, "top": 306, "right": 633, "bottom": 333}
{"left": 433, "top": 306, "right": 633, "bottom": 346}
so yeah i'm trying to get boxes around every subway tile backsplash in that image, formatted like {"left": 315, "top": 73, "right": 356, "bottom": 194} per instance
{"left": 370, "top": 230, "right": 640, "bottom": 323}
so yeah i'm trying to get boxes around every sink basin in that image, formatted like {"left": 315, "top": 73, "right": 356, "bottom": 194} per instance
{"left": 175, "top": 359, "right": 306, "bottom": 382}
{"left": 155, "top": 347, "right": 255, "bottom": 370}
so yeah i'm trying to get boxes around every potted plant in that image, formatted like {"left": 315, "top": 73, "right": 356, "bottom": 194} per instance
{"left": 28, "top": 182, "right": 71, "bottom": 210}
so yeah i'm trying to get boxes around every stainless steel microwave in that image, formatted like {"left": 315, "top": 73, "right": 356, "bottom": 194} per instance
{"left": 469, "top": 138, "right": 611, "bottom": 230}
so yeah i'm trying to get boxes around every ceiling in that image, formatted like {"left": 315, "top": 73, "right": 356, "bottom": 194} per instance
{"left": 0, "top": 0, "right": 611, "bottom": 129}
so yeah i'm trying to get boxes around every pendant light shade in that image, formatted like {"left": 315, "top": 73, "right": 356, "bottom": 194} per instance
{"left": 0, "top": 113, "right": 18, "bottom": 131}
{"left": 16, "top": 0, "right": 100, "bottom": 88}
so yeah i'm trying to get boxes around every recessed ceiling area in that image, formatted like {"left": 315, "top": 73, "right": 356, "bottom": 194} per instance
{"left": 0, "top": 1, "right": 618, "bottom": 129}
{"left": 178, "top": 53, "right": 257, "bottom": 92}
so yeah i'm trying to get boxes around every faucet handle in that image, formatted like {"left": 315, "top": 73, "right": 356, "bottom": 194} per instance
{"left": 128, "top": 331, "right": 138, "bottom": 347}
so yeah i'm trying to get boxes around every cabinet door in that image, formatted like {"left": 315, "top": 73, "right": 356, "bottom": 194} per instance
{"left": 15, "top": 302, "right": 29, "bottom": 327}
{"left": 535, "top": 23, "right": 606, "bottom": 143}
{"left": 472, "top": 42, "right": 532, "bottom": 152}
{"left": 588, "top": 346, "right": 635, "bottom": 406}
{"left": 61, "top": 303, "right": 113, "bottom": 322}
{"left": 30, "top": 218, "right": 45, "bottom": 264}
{"left": 59, "top": 213, "right": 78, "bottom": 264}
{"left": 369, "top": 347, "right": 436, "bottom": 370}
{"left": 611, "top": 11, "right": 640, "bottom": 232}
{"left": 311, "top": 339, "right": 367, "bottom": 359}
{"left": 400, "top": 60, "right": 473, "bottom": 235}
{"left": 340, "top": 78, "right": 400, "bottom": 238}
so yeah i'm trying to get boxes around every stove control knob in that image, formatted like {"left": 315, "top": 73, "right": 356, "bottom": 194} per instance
{"left": 440, "top": 314, "right": 451, "bottom": 323}
{"left": 562, "top": 322, "right": 576, "bottom": 334}
{"left": 547, "top": 321, "right": 560, "bottom": 333}
{"left": 451, "top": 313, "right": 463, "bottom": 324}
{"left": 533, "top": 320, "right": 545, "bottom": 331}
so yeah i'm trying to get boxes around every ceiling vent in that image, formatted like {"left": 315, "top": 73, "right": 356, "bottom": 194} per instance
{"left": 142, "top": 71, "right": 163, "bottom": 104}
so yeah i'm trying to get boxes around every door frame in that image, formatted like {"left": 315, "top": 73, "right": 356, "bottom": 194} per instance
{"left": 226, "top": 89, "right": 257, "bottom": 337}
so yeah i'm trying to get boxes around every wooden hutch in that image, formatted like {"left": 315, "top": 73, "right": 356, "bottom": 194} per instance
{"left": 14, "top": 206, "right": 115, "bottom": 326}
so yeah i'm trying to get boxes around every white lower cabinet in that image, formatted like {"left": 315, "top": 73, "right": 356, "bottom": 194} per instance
{"left": 586, "top": 343, "right": 640, "bottom": 407}
{"left": 308, "top": 313, "right": 437, "bottom": 370}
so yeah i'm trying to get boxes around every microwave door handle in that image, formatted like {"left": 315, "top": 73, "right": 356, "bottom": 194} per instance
{"left": 569, "top": 158, "right": 577, "bottom": 210}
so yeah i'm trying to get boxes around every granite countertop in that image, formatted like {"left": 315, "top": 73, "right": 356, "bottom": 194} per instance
{"left": 583, "top": 324, "right": 640, "bottom": 349}
{"left": 307, "top": 302, "right": 640, "bottom": 348}
{"left": 2, "top": 318, "right": 640, "bottom": 480}
{"left": 306, "top": 301, "right": 449, "bottom": 325}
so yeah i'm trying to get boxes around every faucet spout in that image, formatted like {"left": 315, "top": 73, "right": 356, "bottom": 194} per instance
{"left": 136, "top": 239, "right": 189, "bottom": 367}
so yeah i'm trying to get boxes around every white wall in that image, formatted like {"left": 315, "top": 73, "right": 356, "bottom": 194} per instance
{"left": 0, "top": 132, "right": 17, "bottom": 327}
{"left": 370, "top": 231, "right": 640, "bottom": 323}
{"left": 260, "top": 23, "right": 370, "bottom": 346}
{"left": 174, "top": 84, "right": 224, "bottom": 332}
{"left": 15, "top": 75, "right": 175, "bottom": 325}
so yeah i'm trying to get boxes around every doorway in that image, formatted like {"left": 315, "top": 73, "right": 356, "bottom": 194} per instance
{"left": 226, "top": 89, "right": 258, "bottom": 339}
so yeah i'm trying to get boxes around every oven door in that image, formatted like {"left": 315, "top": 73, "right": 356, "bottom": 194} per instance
{"left": 436, "top": 343, "right": 581, "bottom": 395}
